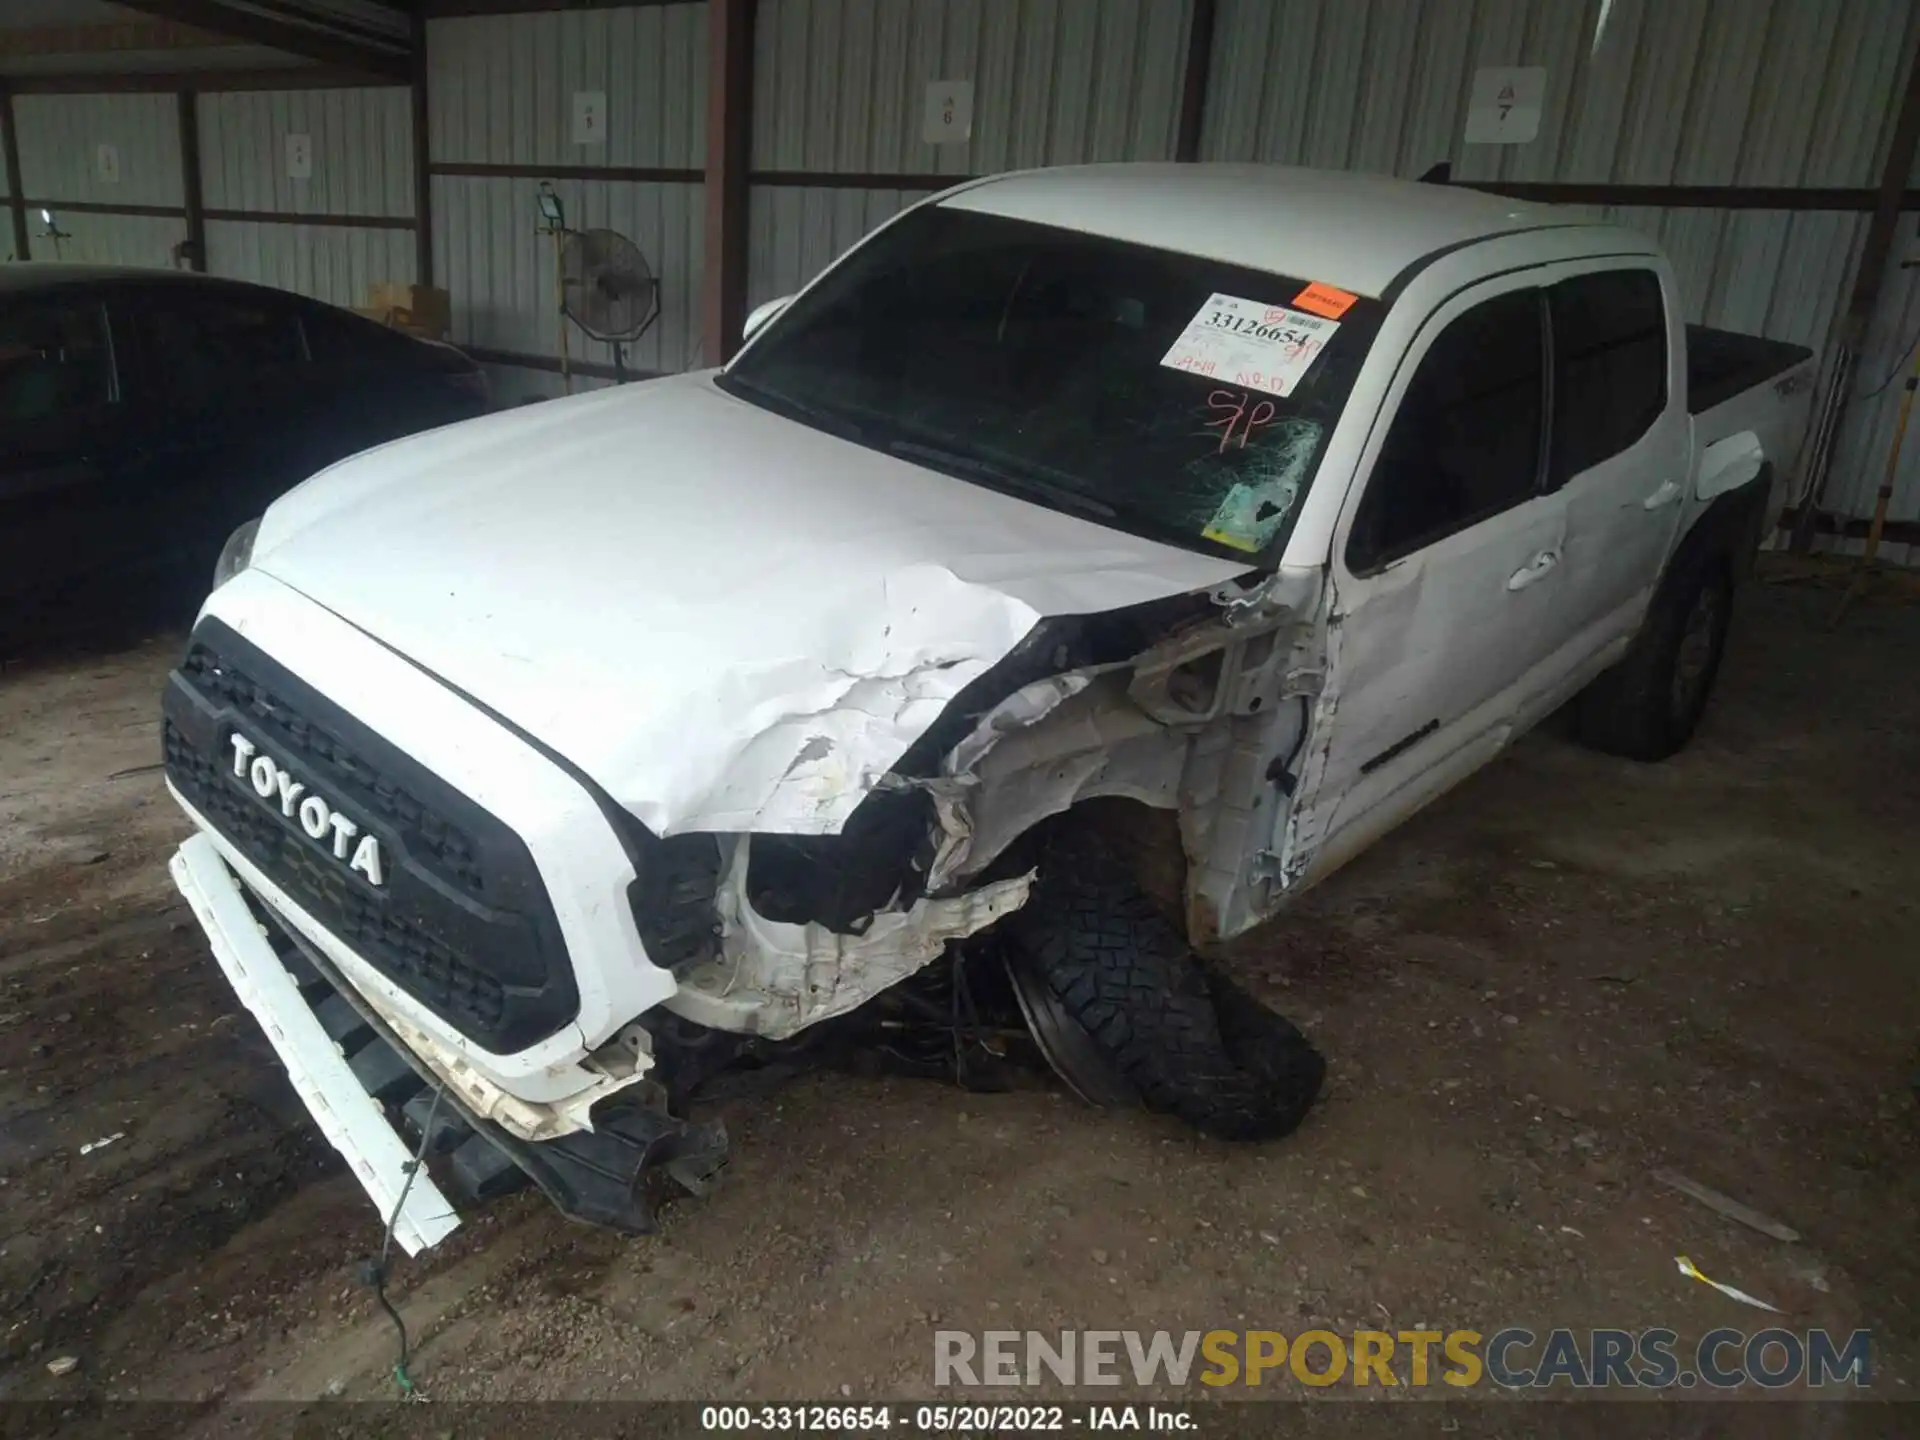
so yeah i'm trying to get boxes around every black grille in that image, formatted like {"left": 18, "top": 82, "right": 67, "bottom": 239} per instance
{"left": 181, "top": 642, "right": 485, "bottom": 897}
{"left": 164, "top": 619, "right": 578, "bottom": 1052}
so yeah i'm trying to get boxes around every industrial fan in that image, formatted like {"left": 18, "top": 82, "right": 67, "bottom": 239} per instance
{"left": 536, "top": 183, "right": 660, "bottom": 392}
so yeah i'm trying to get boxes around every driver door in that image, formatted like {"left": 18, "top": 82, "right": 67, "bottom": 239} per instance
{"left": 1294, "top": 276, "right": 1570, "bottom": 882}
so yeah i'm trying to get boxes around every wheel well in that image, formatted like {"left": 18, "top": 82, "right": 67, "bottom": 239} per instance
{"left": 1674, "top": 462, "right": 1773, "bottom": 588}
{"left": 987, "top": 797, "right": 1190, "bottom": 933}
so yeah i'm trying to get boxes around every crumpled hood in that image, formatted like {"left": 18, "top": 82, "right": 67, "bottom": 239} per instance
{"left": 251, "top": 373, "right": 1246, "bottom": 836}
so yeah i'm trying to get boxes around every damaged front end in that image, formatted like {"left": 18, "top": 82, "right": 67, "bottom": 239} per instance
{"left": 167, "top": 558, "right": 1333, "bottom": 1248}
{"left": 649, "top": 560, "right": 1333, "bottom": 1071}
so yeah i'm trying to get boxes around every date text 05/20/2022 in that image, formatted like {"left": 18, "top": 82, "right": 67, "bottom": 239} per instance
{"left": 701, "top": 1405, "right": 1193, "bottom": 1432}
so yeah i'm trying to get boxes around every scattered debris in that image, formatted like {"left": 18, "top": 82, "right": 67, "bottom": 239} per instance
{"left": 79, "top": 1132, "right": 126, "bottom": 1156}
{"left": 1654, "top": 1168, "right": 1800, "bottom": 1243}
{"left": 1586, "top": 972, "right": 1638, "bottom": 987}
{"left": 1559, "top": 1225, "right": 1585, "bottom": 1238}
{"left": 1675, "top": 1255, "right": 1782, "bottom": 1314}
{"left": 46, "top": 1356, "right": 78, "bottom": 1377}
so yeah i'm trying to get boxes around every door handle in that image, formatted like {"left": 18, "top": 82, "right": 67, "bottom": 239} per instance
{"left": 1642, "top": 480, "right": 1682, "bottom": 510}
{"left": 1507, "top": 549, "right": 1559, "bottom": 591}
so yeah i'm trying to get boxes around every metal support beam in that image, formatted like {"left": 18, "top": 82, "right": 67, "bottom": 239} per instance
{"left": 0, "top": 19, "right": 238, "bottom": 60}
{"left": 178, "top": 90, "right": 207, "bottom": 271}
{"left": 0, "top": 79, "right": 26, "bottom": 264}
{"left": 1175, "top": 0, "right": 1215, "bottom": 163}
{"left": 9, "top": 68, "right": 401, "bottom": 94}
{"left": 702, "top": 0, "right": 753, "bottom": 367}
{"left": 411, "top": 8, "right": 434, "bottom": 285}
{"left": 111, "top": 0, "right": 409, "bottom": 78}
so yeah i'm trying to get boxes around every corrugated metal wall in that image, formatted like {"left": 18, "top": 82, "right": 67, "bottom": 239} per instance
{"left": 27, "top": 213, "right": 189, "bottom": 268}
{"left": 199, "top": 88, "right": 414, "bottom": 218}
{"left": 1202, "top": 0, "right": 1914, "bottom": 187}
{"left": 746, "top": 0, "right": 1192, "bottom": 306}
{"left": 434, "top": 175, "right": 703, "bottom": 372}
{"left": 431, "top": 7, "right": 707, "bottom": 170}
{"left": 202, "top": 221, "right": 417, "bottom": 311}
{"left": 747, "top": 185, "right": 932, "bottom": 307}
{"left": 428, "top": 5, "right": 707, "bottom": 375}
{"left": 13, "top": 93, "right": 186, "bottom": 268}
{"left": 13, "top": 94, "right": 185, "bottom": 209}
{"left": 198, "top": 87, "right": 417, "bottom": 310}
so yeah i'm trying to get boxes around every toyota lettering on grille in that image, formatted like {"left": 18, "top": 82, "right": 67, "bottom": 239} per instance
{"left": 226, "top": 733, "right": 385, "bottom": 886}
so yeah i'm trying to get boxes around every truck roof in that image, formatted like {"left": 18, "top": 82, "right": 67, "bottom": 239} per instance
{"left": 942, "top": 163, "right": 1597, "bottom": 300}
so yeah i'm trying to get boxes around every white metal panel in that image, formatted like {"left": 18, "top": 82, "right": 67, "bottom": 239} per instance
{"left": 432, "top": 173, "right": 702, "bottom": 373}
{"left": 14, "top": 93, "right": 183, "bottom": 207}
{"left": 752, "top": 0, "right": 1191, "bottom": 174}
{"left": 203, "top": 219, "right": 416, "bottom": 312}
{"left": 199, "top": 87, "right": 414, "bottom": 217}
{"left": 746, "top": 183, "right": 932, "bottom": 307}
{"left": 427, "top": 6, "right": 707, "bottom": 168}
{"left": 1202, "top": 0, "right": 1920, "bottom": 189}
{"left": 25, "top": 212, "right": 184, "bottom": 268}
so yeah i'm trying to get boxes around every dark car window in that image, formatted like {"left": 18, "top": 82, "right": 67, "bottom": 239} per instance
{"left": 301, "top": 306, "right": 418, "bottom": 366}
{"left": 0, "top": 298, "right": 113, "bottom": 426}
{"left": 1548, "top": 268, "right": 1668, "bottom": 484}
{"left": 1347, "top": 288, "right": 1547, "bottom": 573}
{"left": 142, "top": 295, "right": 307, "bottom": 409}
{"left": 721, "top": 206, "right": 1385, "bottom": 560}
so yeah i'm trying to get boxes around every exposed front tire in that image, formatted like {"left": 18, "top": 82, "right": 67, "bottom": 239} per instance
{"left": 1002, "top": 847, "right": 1324, "bottom": 1142}
{"left": 1574, "top": 551, "right": 1734, "bottom": 762}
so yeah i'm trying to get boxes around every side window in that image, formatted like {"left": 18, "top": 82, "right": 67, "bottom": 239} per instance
{"left": 142, "top": 295, "right": 307, "bottom": 409}
{"left": 0, "top": 299, "right": 113, "bottom": 426}
{"left": 1547, "top": 268, "right": 1667, "bottom": 484}
{"left": 1348, "top": 288, "right": 1546, "bottom": 572}
{"left": 302, "top": 306, "right": 412, "bottom": 366}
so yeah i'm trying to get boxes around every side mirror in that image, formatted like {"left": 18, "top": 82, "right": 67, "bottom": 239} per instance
{"left": 741, "top": 294, "right": 793, "bottom": 343}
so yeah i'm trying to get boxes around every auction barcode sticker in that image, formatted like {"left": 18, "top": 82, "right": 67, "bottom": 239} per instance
{"left": 1160, "top": 293, "right": 1339, "bottom": 397}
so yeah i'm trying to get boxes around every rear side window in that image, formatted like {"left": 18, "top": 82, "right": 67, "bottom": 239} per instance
{"left": 1348, "top": 288, "right": 1546, "bottom": 572}
{"left": 302, "top": 306, "right": 416, "bottom": 365}
{"left": 1548, "top": 269, "right": 1667, "bottom": 484}
{"left": 142, "top": 295, "right": 306, "bottom": 409}
{"left": 0, "top": 299, "right": 112, "bottom": 425}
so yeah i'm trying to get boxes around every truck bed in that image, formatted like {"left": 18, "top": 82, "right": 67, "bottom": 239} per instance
{"left": 1686, "top": 324, "right": 1812, "bottom": 415}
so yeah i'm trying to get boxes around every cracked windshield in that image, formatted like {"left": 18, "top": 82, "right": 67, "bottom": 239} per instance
{"left": 719, "top": 205, "right": 1384, "bottom": 559}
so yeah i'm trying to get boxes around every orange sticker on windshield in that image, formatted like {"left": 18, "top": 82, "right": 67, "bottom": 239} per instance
{"left": 1292, "top": 281, "right": 1358, "bottom": 319}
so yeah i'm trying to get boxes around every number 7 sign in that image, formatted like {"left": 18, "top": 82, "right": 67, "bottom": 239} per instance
{"left": 1465, "top": 66, "right": 1545, "bottom": 145}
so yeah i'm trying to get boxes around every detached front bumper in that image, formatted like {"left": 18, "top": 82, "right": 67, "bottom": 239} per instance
{"left": 170, "top": 833, "right": 727, "bottom": 1250}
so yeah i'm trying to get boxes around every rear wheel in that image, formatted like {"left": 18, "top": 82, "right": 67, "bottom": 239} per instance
{"left": 1575, "top": 552, "right": 1733, "bottom": 762}
{"left": 1001, "top": 846, "right": 1324, "bottom": 1141}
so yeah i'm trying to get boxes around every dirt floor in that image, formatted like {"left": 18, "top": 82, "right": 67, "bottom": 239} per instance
{"left": 1, "top": 574, "right": 1916, "bottom": 1417}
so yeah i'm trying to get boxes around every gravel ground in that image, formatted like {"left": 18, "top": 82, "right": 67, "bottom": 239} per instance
{"left": 0, "top": 575, "right": 1915, "bottom": 1420}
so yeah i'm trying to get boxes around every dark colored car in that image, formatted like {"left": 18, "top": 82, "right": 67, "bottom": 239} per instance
{"left": 1, "top": 264, "right": 488, "bottom": 647}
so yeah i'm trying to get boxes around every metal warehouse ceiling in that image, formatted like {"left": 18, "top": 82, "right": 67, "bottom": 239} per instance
{"left": 0, "top": 0, "right": 411, "bottom": 81}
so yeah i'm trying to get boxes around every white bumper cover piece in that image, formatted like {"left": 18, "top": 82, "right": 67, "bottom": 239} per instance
{"left": 169, "top": 832, "right": 460, "bottom": 1255}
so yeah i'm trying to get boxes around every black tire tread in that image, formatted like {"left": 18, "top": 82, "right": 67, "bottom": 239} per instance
{"left": 1006, "top": 848, "right": 1324, "bottom": 1142}
{"left": 1574, "top": 551, "right": 1732, "bottom": 762}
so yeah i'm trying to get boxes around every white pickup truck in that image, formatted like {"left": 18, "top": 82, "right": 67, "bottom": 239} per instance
{"left": 162, "top": 164, "right": 1814, "bottom": 1250}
